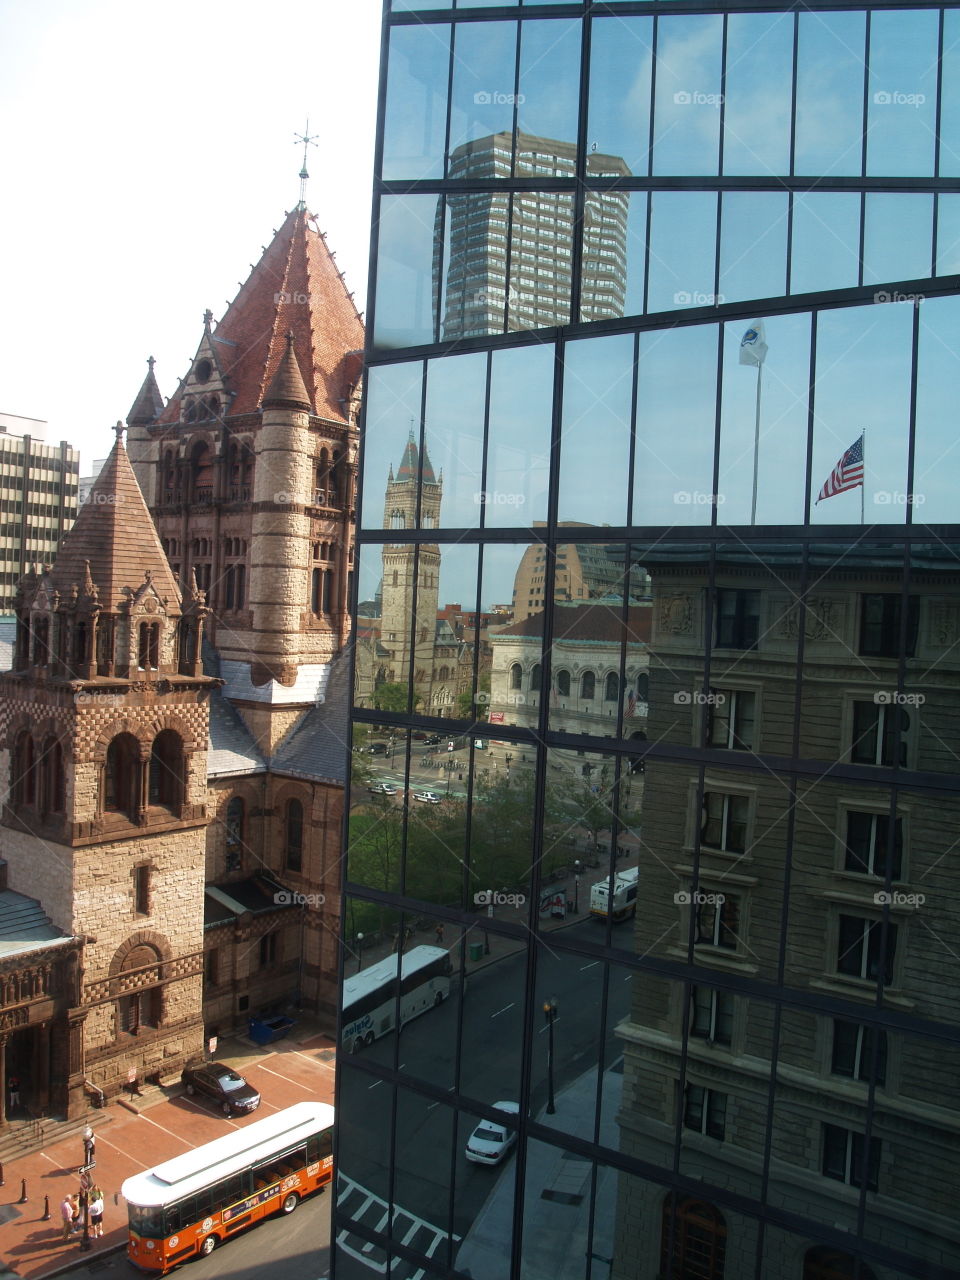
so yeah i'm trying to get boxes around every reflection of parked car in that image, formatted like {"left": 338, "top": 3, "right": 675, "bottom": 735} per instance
{"left": 366, "top": 742, "right": 389, "bottom": 755}
{"left": 423, "top": 734, "right": 443, "bottom": 746}
{"left": 465, "top": 1102, "right": 520, "bottom": 1165}
{"left": 413, "top": 790, "right": 442, "bottom": 804}
{"left": 368, "top": 780, "right": 399, "bottom": 795}
{"left": 181, "top": 1063, "right": 261, "bottom": 1115}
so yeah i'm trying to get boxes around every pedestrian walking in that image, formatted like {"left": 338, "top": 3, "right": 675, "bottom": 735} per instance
{"left": 434, "top": 923, "right": 444, "bottom": 945}
{"left": 7, "top": 1073, "right": 20, "bottom": 1110}
{"left": 89, "top": 1186, "right": 104, "bottom": 1238}
{"left": 60, "top": 1194, "right": 74, "bottom": 1241}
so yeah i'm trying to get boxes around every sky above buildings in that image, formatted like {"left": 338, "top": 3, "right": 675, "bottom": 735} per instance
{"left": 0, "top": 0, "right": 382, "bottom": 473}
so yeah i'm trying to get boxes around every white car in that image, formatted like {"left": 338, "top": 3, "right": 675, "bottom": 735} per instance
{"left": 465, "top": 1102, "right": 520, "bottom": 1165}
{"left": 413, "top": 790, "right": 442, "bottom": 804}
{"left": 368, "top": 781, "right": 399, "bottom": 795}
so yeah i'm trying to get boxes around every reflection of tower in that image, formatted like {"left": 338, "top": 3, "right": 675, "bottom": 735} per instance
{"left": 435, "top": 132, "right": 631, "bottom": 340}
{"left": 379, "top": 433, "right": 441, "bottom": 705}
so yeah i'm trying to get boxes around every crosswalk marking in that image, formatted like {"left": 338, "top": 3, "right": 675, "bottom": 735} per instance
{"left": 336, "top": 1172, "right": 461, "bottom": 1280}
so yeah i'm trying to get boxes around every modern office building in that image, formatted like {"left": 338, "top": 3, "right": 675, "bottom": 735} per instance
{"left": 0, "top": 413, "right": 78, "bottom": 612}
{"left": 338, "top": 5, "right": 960, "bottom": 1280}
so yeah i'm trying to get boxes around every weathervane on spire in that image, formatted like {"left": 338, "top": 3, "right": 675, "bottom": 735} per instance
{"left": 294, "top": 119, "right": 318, "bottom": 210}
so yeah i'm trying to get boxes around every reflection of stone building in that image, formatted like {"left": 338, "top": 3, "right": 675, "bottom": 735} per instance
{"left": 615, "top": 545, "right": 960, "bottom": 1279}
{"left": 355, "top": 434, "right": 474, "bottom": 717}
{"left": 436, "top": 133, "right": 631, "bottom": 340}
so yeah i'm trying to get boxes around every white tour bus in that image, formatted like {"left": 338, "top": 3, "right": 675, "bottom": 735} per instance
{"left": 589, "top": 866, "right": 640, "bottom": 922}
{"left": 341, "top": 944, "right": 452, "bottom": 1053}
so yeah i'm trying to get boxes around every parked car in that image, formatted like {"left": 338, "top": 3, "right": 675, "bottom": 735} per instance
{"left": 368, "top": 780, "right": 399, "bottom": 795}
{"left": 423, "top": 734, "right": 443, "bottom": 746}
{"left": 413, "top": 790, "right": 442, "bottom": 804}
{"left": 181, "top": 1062, "right": 261, "bottom": 1115}
{"left": 464, "top": 1102, "right": 520, "bottom": 1165}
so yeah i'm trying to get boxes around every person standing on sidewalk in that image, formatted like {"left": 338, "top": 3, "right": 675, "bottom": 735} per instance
{"left": 89, "top": 1186, "right": 105, "bottom": 1238}
{"left": 60, "top": 1194, "right": 75, "bottom": 1241}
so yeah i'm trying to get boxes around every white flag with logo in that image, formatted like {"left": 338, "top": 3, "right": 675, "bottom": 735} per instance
{"left": 739, "top": 321, "right": 768, "bottom": 367}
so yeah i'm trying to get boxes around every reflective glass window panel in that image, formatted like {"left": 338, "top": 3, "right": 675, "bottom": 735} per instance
{"left": 634, "top": 323, "right": 718, "bottom": 525}
{"left": 862, "top": 194, "right": 933, "bottom": 286}
{"left": 822, "top": 1123, "right": 881, "bottom": 1191}
{"left": 940, "top": 10, "right": 960, "bottom": 177}
{"left": 580, "top": 186, "right": 634, "bottom": 324}
{"left": 722, "top": 12, "right": 793, "bottom": 177}
{"left": 587, "top": 16, "right": 653, "bottom": 177}
{"left": 795, "top": 11, "right": 866, "bottom": 177}
{"left": 373, "top": 195, "right": 440, "bottom": 350}
{"left": 837, "top": 914, "right": 896, "bottom": 984}
{"left": 790, "top": 193, "right": 861, "bottom": 294}
{"left": 515, "top": 20, "right": 581, "bottom": 162}
{"left": 858, "top": 592, "right": 917, "bottom": 659}
{"left": 484, "top": 542, "right": 545, "bottom": 730}
{"left": 448, "top": 21, "right": 518, "bottom": 163}
{"left": 914, "top": 296, "right": 960, "bottom": 522}
{"left": 382, "top": 23, "right": 450, "bottom": 180}
{"left": 718, "top": 192, "right": 788, "bottom": 306}
{"left": 422, "top": 352, "right": 486, "bottom": 529}
{"left": 453, "top": 1104, "right": 521, "bottom": 1277}
{"left": 391, "top": 0, "right": 450, "bottom": 9}
{"left": 532, "top": 953, "right": 607, "bottom": 1142}
{"left": 811, "top": 305, "right": 912, "bottom": 525}
{"left": 506, "top": 190, "right": 574, "bottom": 331}
{"left": 361, "top": 362, "right": 424, "bottom": 529}
{"left": 484, "top": 343, "right": 552, "bottom": 526}
{"left": 905, "top": 549, "right": 960, "bottom": 780}
{"left": 935, "top": 194, "right": 960, "bottom": 275}
{"left": 866, "top": 8, "right": 938, "bottom": 178}
{"left": 831, "top": 1019, "right": 888, "bottom": 1086}
{"left": 354, "top": 546, "right": 413, "bottom": 711}
{"left": 390, "top": 1089, "right": 457, "bottom": 1269}
{"left": 844, "top": 811, "right": 903, "bottom": 880}
{"left": 718, "top": 312, "right": 809, "bottom": 525}
{"left": 647, "top": 192, "right": 718, "bottom": 314}
{"left": 439, "top": 190, "right": 510, "bottom": 341}
{"left": 558, "top": 334, "right": 633, "bottom": 526}
{"left": 652, "top": 15, "right": 723, "bottom": 176}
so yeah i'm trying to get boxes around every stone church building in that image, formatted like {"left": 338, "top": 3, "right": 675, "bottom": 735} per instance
{"left": 0, "top": 203, "right": 362, "bottom": 1118}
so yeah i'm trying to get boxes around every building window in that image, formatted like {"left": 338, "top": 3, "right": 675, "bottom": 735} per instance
{"left": 510, "top": 663, "right": 523, "bottom": 691}
{"left": 205, "top": 948, "right": 219, "bottom": 987}
{"left": 104, "top": 733, "right": 140, "bottom": 820}
{"left": 117, "top": 943, "right": 162, "bottom": 1035}
{"left": 851, "top": 702, "right": 908, "bottom": 767}
{"left": 148, "top": 730, "right": 184, "bottom": 811}
{"left": 660, "top": 1196, "right": 726, "bottom": 1280}
{"left": 690, "top": 988, "right": 733, "bottom": 1046}
{"left": 12, "top": 731, "right": 36, "bottom": 807}
{"left": 556, "top": 669, "right": 570, "bottom": 697}
{"left": 845, "top": 812, "right": 903, "bottom": 879}
{"left": 837, "top": 915, "right": 897, "bottom": 984}
{"left": 138, "top": 621, "right": 160, "bottom": 670}
{"left": 695, "top": 897, "right": 740, "bottom": 950}
{"left": 322, "top": 568, "right": 334, "bottom": 614}
{"left": 311, "top": 568, "right": 321, "bottom": 614}
{"left": 531, "top": 664, "right": 542, "bottom": 693}
{"left": 700, "top": 793, "right": 748, "bottom": 854}
{"left": 707, "top": 690, "right": 756, "bottom": 751}
{"left": 259, "top": 932, "right": 278, "bottom": 969}
{"left": 580, "top": 671, "right": 595, "bottom": 699}
{"left": 803, "top": 1248, "right": 878, "bottom": 1280}
{"left": 119, "top": 988, "right": 161, "bottom": 1034}
{"left": 604, "top": 672, "right": 619, "bottom": 702}
{"left": 683, "top": 1085, "right": 727, "bottom": 1140}
{"left": 133, "top": 865, "right": 151, "bottom": 915}
{"left": 831, "top": 1020, "right": 887, "bottom": 1087}
{"left": 822, "top": 1124, "right": 881, "bottom": 1191}
{"left": 285, "top": 798, "right": 303, "bottom": 872}
{"left": 859, "top": 594, "right": 919, "bottom": 659}
{"left": 38, "top": 736, "right": 65, "bottom": 816}
{"left": 32, "top": 616, "right": 50, "bottom": 665}
{"left": 225, "top": 565, "right": 236, "bottom": 610}
{"left": 225, "top": 795, "right": 244, "bottom": 870}
{"left": 715, "top": 589, "right": 760, "bottom": 650}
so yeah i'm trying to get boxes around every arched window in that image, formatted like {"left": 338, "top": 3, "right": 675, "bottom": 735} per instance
{"left": 390, "top": 510, "right": 405, "bottom": 530}
{"left": 803, "top": 1249, "right": 877, "bottom": 1280}
{"left": 556, "top": 669, "right": 570, "bottom": 697}
{"left": 117, "top": 943, "right": 162, "bottom": 1035}
{"left": 580, "top": 671, "right": 596, "bottom": 700}
{"left": 149, "top": 730, "right": 184, "bottom": 811}
{"left": 660, "top": 1196, "right": 726, "bottom": 1280}
{"left": 225, "top": 795, "right": 244, "bottom": 871}
{"left": 531, "top": 664, "right": 542, "bottom": 692}
{"left": 104, "top": 733, "right": 140, "bottom": 820}
{"left": 32, "top": 616, "right": 49, "bottom": 665}
{"left": 72, "top": 620, "right": 88, "bottom": 670}
{"left": 637, "top": 672, "right": 649, "bottom": 702}
{"left": 38, "top": 736, "right": 64, "bottom": 817}
{"left": 510, "top": 663, "right": 523, "bottom": 691}
{"left": 285, "top": 799, "right": 303, "bottom": 873}
{"left": 604, "top": 672, "right": 619, "bottom": 702}
{"left": 97, "top": 616, "right": 115, "bottom": 674}
{"left": 12, "top": 731, "right": 36, "bottom": 806}
{"left": 191, "top": 442, "right": 214, "bottom": 503}
{"left": 322, "top": 569, "right": 333, "bottom": 614}
{"left": 138, "top": 622, "right": 160, "bottom": 670}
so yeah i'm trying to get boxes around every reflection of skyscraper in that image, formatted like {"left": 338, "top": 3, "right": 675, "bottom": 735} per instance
{"left": 436, "top": 133, "right": 630, "bottom": 340}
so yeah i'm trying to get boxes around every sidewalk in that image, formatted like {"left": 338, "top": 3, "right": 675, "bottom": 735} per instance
{"left": 455, "top": 1065, "right": 623, "bottom": 1279}
{"left": 0, "top": 1021, "right": 336, "bottom": 1279}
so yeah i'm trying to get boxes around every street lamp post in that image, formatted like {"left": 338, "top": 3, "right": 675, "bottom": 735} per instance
{"left": 574, "top": 860, "right": 581, "bottom": 913}
{"left": 357, "top": 933, "right": 364, "bottom": 972}
{"left": 82, "top": 1126, "right": 95, "bottom": 1167}
{"left": 543, "top": 997, "right": 558, "bottom": 1115}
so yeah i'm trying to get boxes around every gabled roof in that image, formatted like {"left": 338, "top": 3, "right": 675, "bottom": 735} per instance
{"left": 158, "top": 206, "right": 364, "bottom": 425}
{"left": 48, "top": 434, "right": 181, "bottom": 612}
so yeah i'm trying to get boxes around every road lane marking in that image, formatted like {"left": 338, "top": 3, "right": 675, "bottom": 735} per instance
{"left": 490, "top": 1003, "right": 514, "bottom": 1019}
{"left": 580, "top": 961, "right": 599, "bottom": 971}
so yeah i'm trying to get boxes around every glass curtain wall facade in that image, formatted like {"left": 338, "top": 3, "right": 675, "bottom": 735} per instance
{"left": 337, "top": 4, "right": 960, "bottom": 1279}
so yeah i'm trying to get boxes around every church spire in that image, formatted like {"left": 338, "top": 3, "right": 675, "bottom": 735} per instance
{"left": 127, "top": 356, "right": 165, "bottom": 427}
{"left": 294, "top": 121, "right": 318, "bottom": 211}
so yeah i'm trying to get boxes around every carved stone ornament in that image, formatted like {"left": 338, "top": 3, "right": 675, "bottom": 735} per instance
{"left": 658, "top": 594, "right": 694, "bottom": 635}
{"left": 776, "top": 596, "right": 839, "bottom": 642}
{"left": 930, "top": 602, "right": 959, "bottom": 647}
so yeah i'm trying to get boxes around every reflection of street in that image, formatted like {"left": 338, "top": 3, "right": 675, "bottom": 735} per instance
{"left": 336, "top": 1172, "right": 460, "bottom": 1280}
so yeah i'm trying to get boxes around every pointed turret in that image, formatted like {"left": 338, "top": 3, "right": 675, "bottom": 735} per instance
{"left": 127, "top": 357, "right": 165, "bottom": 426}
{"left": 262, "top": 332, "right": 311, "bottom": 411}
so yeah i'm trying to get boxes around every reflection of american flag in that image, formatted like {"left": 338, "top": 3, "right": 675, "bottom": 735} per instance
{"left": 816, "top": 434, "right": 864, "bottom": 502}
{"left": 627, "top": 692, "right": 637, "bottom": 717}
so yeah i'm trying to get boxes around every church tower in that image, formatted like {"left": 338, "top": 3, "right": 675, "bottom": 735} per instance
{"left": 0, "top": 429, "right": 216, "bottom": 1105}
{"left": 379, "top": 433, "right": 442, "bottom": 708}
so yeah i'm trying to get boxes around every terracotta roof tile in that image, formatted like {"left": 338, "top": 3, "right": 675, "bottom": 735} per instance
{"left": 158, "top": 207, "right": 364, "bottom": 426}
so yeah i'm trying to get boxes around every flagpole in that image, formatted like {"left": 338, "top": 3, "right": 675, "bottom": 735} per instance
{"left": 750, "top": 362, "right": 762, "bottom": 525}
{"left": 861, "top": 429, "right": 865, "bottom": 525}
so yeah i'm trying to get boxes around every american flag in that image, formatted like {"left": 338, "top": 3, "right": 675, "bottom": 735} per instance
{"left": 816, "top": 434, "right": 864, "bottom": 503}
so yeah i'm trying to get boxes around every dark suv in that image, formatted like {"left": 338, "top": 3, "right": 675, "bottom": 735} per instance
{"left": 181, "top": 1062, "right": 261, "bottom": 1115}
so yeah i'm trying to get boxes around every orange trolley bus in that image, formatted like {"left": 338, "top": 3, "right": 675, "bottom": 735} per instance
{"left": 121, "top": 1101, "right": 333, "bottom": 1272}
